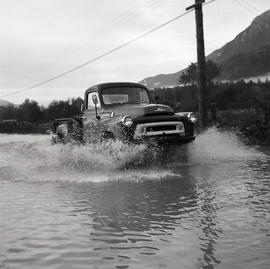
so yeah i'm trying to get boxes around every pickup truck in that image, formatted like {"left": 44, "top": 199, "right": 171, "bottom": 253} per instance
{"left": 51, "top": 82, "right": 197, "bottom": 144}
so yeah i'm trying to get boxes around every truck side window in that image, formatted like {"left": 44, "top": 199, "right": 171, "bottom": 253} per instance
{"left": 139, "top": 91, "right": 149, "bottom": 103}
{"left": 87, "top": 92, "right": 101, "bottom": 110}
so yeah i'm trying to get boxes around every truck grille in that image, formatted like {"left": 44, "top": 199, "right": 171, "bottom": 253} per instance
{"left": 146, "top": 125, "right": 176, "bottom": 132}
{"left": 134, "top": 121, "right": 185, "bottom": 139}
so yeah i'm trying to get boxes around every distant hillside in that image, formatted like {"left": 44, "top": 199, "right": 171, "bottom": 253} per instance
{"left": 140, "top": 71, "right": 183, "bottom": 89}
{"left": 0, "top": 99, "right": 14, "bottom": 108}
{"left": 141, "top": 9, "right": 270, "bottom": 88}
{"left": 208, "top": 9, "right": 270, "bottom": 80}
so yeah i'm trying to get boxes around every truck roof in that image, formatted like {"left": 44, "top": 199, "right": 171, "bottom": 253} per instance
{"left": 85, "top": 82, "right": 148, "bottom": 94}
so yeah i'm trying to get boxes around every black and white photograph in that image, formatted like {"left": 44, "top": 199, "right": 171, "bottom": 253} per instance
{"left": 0, "top": 0, "right": 270, "bottom": 268}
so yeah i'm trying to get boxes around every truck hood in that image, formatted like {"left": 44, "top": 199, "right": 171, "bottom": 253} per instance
{"left": 105, "top": 104, "right": 174, "bottom": 118}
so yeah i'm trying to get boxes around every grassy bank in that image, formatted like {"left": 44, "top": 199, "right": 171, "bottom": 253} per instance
{"left": 216, "top": 109, "right": 270, "bottom": 145}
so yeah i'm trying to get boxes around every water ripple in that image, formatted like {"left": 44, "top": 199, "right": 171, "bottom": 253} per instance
{"left": 1, "top": 133, "right": 270, "bottom": 268}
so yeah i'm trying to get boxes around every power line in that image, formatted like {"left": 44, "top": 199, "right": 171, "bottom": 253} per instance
{"left": 237, "top": 0, "right": 262, "bottom": 14}
{"left": 234, "top": 0, "right": 259, "bottom": 16}
{"left": 234, "top": 0, "right": 270, "bottom": 24}
{"left": 239, "top": 0, "right": 270, "bottom": 22}
{"left": 4, "top": 0, "right": 164, "bottom": 90}
{"left": 1, "top": 0, "right": 216, "bottom": 98}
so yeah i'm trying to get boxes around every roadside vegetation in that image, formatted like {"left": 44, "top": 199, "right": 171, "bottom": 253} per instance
{"left": 0, "top": 97, "right": 83, "bottom": 134}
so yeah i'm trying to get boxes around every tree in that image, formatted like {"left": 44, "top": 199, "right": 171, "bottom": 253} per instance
{"left": 179, "top": 63, "right": 198, "bottom": 86}
{"left": 0, "top": 104, "right": 17, "bottom": 120}
{"left": 179, "top": 60, "right": 220, "bottom": 86}
{"left": 44, "top": 97, "right": 83, "bottom": 121}
{"left": 17, "top": 99, "right": 43, "bottom": 122}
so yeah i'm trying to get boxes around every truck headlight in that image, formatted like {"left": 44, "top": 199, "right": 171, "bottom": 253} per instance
{"left": 187, "top": 113, "right": 197, "bottom": 123}
{"left": 122, "top": 116, "right": 133, "bottom": 127}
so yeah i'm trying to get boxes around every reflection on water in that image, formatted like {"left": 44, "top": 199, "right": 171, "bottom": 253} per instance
{"left": 0, "top": 130, "right": 270, "bottom": 269}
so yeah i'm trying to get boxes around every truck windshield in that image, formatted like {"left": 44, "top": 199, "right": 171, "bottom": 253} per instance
{"left": 101, "top": 87, "right": 150, "bottom": 105}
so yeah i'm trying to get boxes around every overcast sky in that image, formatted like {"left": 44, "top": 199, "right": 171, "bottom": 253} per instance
{"left": 1, "top": 0, "right": 269, "bottom": 105}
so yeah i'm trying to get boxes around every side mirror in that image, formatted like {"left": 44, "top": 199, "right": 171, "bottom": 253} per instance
{"left": 92, "top": 95, "right": 98, "bottom": 105}
{"left": 92, "top": 94, "right": 101, "bottom": 120}
{"left": 80, "top": 104, "right": 85, "bottom": 112}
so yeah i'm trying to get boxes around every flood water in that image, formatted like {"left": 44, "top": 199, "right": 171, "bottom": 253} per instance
{"left": 0, "top": 129, "right": 270, "bottom": 269}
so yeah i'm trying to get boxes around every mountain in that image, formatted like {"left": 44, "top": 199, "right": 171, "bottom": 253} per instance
{"left": 208, "top": 9, "right": 270, "bottom": 80}
{"left": 140, "top": 9, "right": 270, "bottom": 88}
{"left": 140, "top": 71, "right": 183, "bottom": 89}
{"left": 0, "top": 99, "right": 14, "bottom": 108}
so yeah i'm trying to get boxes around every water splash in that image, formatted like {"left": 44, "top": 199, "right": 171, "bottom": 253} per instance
{"left": 187, "top": 127, "right": 265, "bottom": 164}
{"left": 0, "top": 129, "right": 267, "bottom": 183}
{"left": 0, "top": 134, "right": 172, "bottom": 183}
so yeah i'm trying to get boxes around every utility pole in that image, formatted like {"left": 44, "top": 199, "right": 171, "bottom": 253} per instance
{"left": 186, "top": 0, "right": 208, "bottom": 128}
